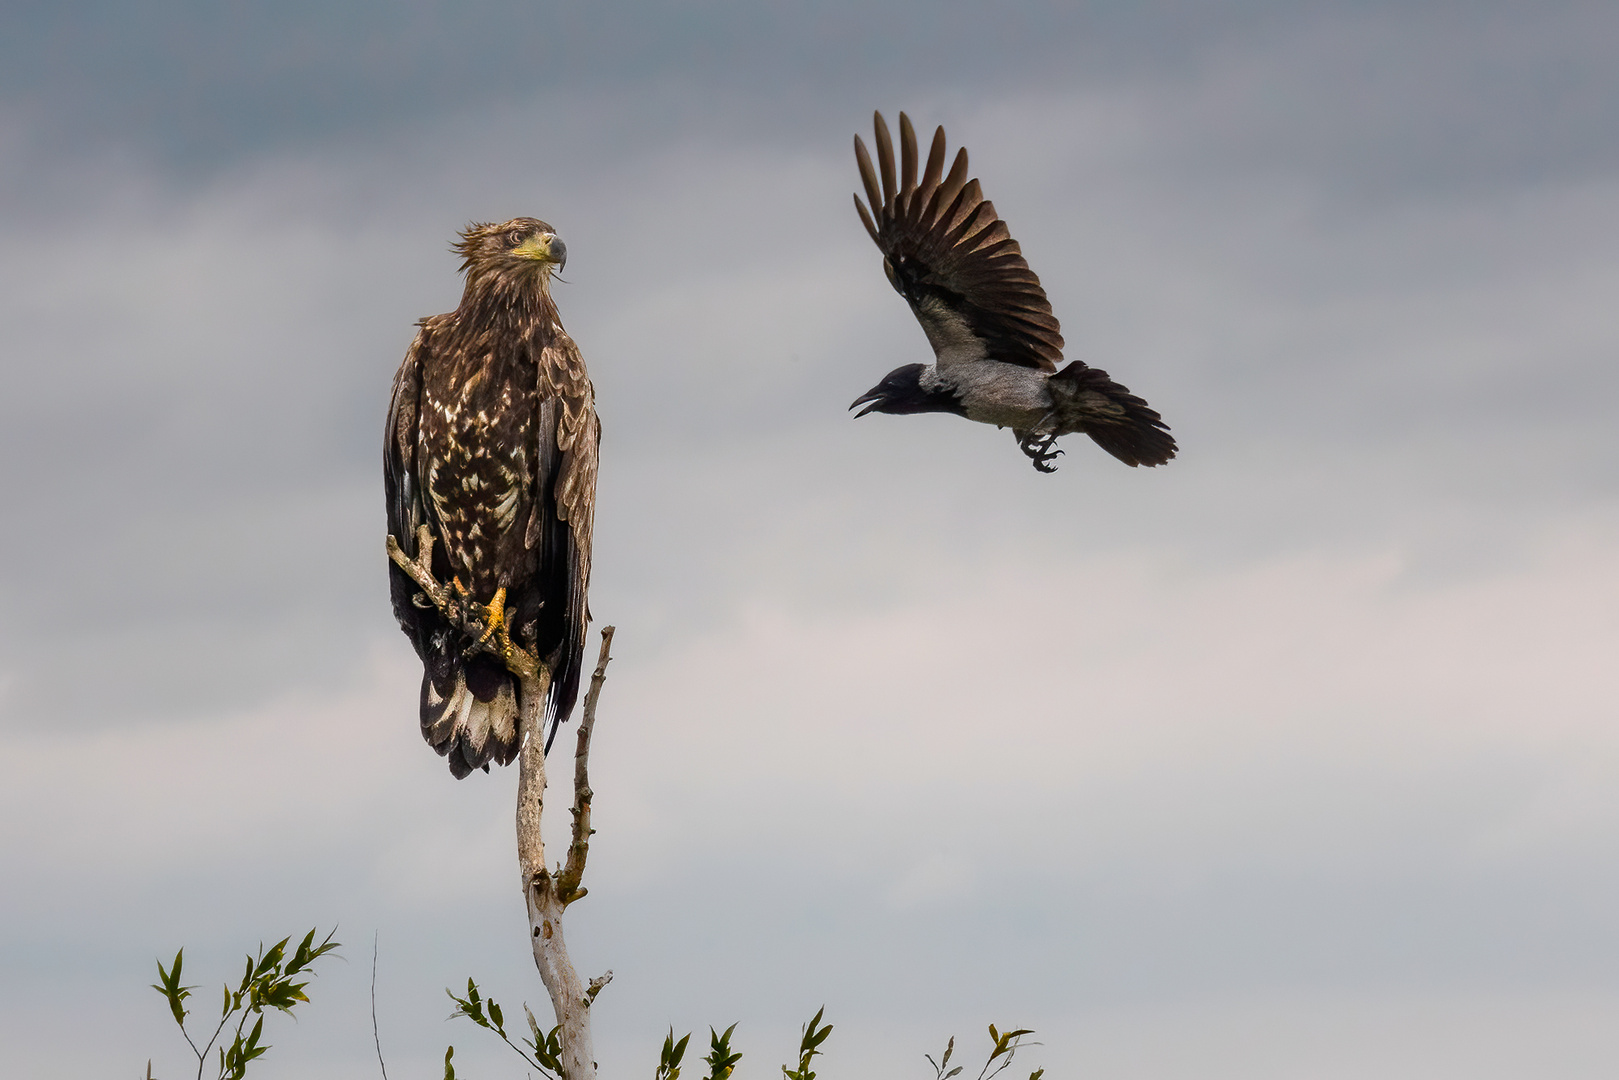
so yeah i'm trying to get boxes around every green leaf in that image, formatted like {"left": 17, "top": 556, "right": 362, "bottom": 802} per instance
{"left": 286, "top": 928, "right": 317, "bottom": 975}
{"left": 659, "top": 1027, "right": 691, "bottom": 1080}
{"left": 447, "top": 980, "right": 491, "bottom": 1028}
{"left": 255, "top": 937, "right": 289, "bottom": 980}
{"left": 783, "top": 1007, "right": 833, "bottom": 1080}
{"left": 443, "top": 1045, "right": 457, "bottom": 1080}
{"left": 151, "top": 950, "right": 193, "bottom": 1027}
{"left": 706, "top": 1023, "right": 743, "bottom": 1080}
{"left": 526, "top": 1003, "right": 544, "bottom": 1045}
{"left": 537, "top": 1024, "right": 565, "bottom": 1073}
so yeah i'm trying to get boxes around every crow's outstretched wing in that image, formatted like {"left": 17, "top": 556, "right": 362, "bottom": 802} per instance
{"left": 854, "top": 111, "right": 1064, "bottom": 372}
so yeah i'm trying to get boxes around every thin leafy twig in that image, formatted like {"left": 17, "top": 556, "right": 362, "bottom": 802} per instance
{"left": 976, "top": 1024, "right": 1037, "bottom": 1080}
{"left": 704, "top": 1023, "right": 742, "bottom": 1080}
{"left": 150, "top": 928, "right": 338, "bottom": 1080}
{"left": 929, "top": 1025, "right": 1043, "bottom": 1080}
{"left": 782, "top": 1007, "right": 832, "bottom": 1080}
{"left": 446, "top": 978, "right": 563, "bottom": 1080}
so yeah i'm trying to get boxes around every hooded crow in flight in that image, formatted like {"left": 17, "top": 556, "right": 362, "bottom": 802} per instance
{"left": 849, "top": 112, "right": 1177, "bottom": 472}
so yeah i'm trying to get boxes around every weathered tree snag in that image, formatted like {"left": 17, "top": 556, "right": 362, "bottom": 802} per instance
{"left": 516, "top": 626, "right": 616, "bottom": 1080}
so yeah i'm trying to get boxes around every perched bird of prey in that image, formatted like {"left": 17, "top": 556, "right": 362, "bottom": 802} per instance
{"left": 385, "top": 218, "right": 598, "bottom": 777}
{"left": 849, "top": 112, "right": 1177, "bottom": 472}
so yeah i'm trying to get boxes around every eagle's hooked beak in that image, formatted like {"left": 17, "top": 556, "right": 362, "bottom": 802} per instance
{"left": 849, "top": 386, "right": 884, "bottom": 418}
{"left": 515, "top": 231, "right": 567, "bottom": 271}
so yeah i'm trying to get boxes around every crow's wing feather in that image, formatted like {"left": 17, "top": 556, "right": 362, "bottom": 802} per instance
{"left": 854, "top": 111, "right": 1064, "bottom": 372}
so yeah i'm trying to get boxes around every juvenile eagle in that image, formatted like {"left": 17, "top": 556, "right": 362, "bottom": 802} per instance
{"left": 385, "top": 218, "right": 598, "bottom": 777}
{"left": 849, "top": 112, "right": 1177, "bottom": 472}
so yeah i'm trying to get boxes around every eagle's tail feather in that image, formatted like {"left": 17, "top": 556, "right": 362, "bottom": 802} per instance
{"left": 420, "top": 657, "right": 521, "bottom": 779}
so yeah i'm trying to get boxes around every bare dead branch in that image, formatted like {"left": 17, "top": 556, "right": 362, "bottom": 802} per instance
{"left": 515, "top": 665, "right": 555, "bottom": 892}
{"left": 558, "top": 626, "right": 614, "bottom": 904}
{"left": 515, "top": 623, "right": 615, "bottom": 1080}
{"left": 385, "top": 526, "right": 450, "bottom": 611}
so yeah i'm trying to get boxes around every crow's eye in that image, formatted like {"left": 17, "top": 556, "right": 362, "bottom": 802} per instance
{"left": 507, "top": 229, "right": 526, "bottom": 247}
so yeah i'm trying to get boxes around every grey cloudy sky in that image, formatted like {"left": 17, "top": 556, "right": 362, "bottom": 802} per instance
{"left": 3, "top": 3, "right": 1618, "bottom": 1078}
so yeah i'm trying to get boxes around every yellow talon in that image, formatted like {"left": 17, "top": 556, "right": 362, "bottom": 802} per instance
{"left": 476, "top": 587, "right": 509, "bottom": 648}
{"left": 469, "top": 586, "right": 541, "bottom": 679}
{"left": 385, "top": 532, "right": 539, "bottom": 678}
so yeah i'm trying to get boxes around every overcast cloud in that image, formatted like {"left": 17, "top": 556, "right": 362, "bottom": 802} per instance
{"left": 2, "top": 3, "right": 1617, "bottom": 1078}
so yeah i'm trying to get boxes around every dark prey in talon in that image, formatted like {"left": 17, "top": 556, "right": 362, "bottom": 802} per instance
{"left": 848, "top": 112, "right": 1177, "bottom": 472}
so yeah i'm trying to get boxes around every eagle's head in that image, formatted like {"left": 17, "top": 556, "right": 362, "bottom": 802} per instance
{"left": 455, "top": 217, "right": 568, "bottom": 280}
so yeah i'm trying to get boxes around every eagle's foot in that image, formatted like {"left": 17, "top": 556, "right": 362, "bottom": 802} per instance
{"left": 473, "top": 586, "right": 509, "bottom": 649}
{"left": 387, "top": 528, "right": 540, "bottom": 679}
{"left": 465, "top": 585, "right": 541, "bottom": 680}
{"left": 1018, "top": 430, "right": 1064, "bottom": 473}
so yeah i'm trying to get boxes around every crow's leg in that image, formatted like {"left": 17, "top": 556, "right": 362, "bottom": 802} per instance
{"left": 1016, "top": 427, "right": 1065, "bottom": 473}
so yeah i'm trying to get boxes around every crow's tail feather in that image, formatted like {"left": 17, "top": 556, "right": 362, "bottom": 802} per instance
{"left": 1050, "top": 361, "right": 1178, "bottom": 467}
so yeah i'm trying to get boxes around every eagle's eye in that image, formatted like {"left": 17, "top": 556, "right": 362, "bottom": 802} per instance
{"left": 507, "top": 229, "right": 527, "bottom": 247}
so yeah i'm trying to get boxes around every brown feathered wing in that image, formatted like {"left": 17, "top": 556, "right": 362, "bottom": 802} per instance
{"left": 854, "top": 111, "right": 1064, "bottom": 371}
{"left": 854, "top": 112, "right": 1177, "bottom": 468}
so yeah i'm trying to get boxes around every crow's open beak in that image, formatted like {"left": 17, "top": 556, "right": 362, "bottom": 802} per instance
{"left": 849, "top": 387, "right": 884, "bottom": 418}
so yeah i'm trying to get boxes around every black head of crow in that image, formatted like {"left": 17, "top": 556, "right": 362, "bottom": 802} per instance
{"left": 848, "top": 112, "right": 1177, "bottom": 473}
{"left": 851, "top": 363, "right": 967, "bottom": 418}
